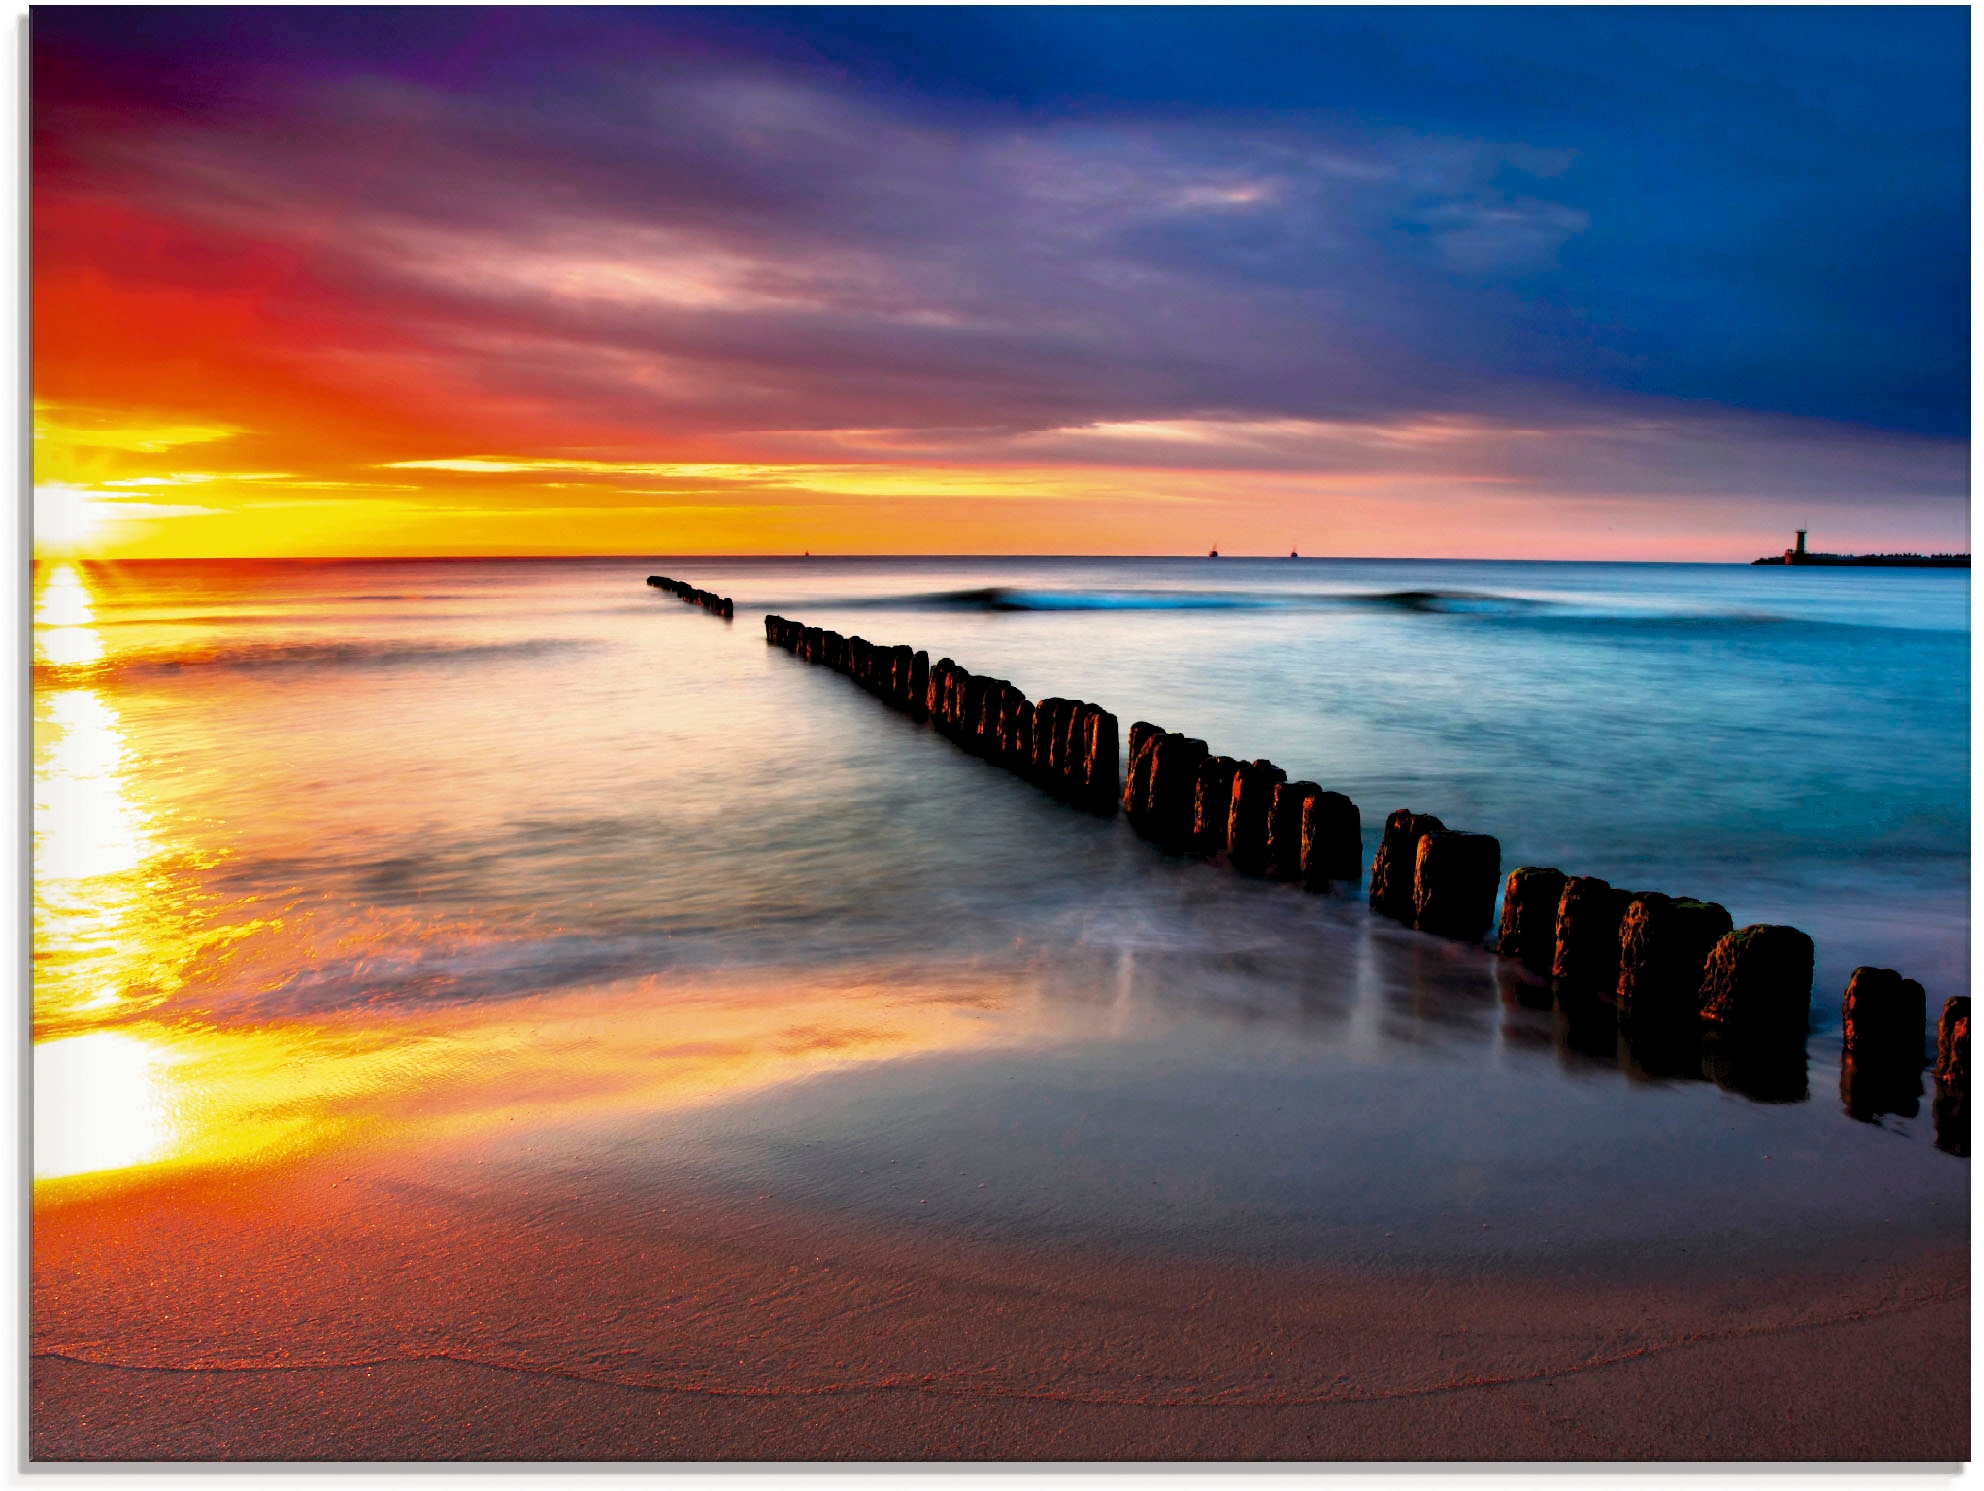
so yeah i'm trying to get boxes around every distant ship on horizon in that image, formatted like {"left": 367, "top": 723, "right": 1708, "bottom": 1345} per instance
{"left": 1753, "top": 530, "right": 1968, "bottom": 568}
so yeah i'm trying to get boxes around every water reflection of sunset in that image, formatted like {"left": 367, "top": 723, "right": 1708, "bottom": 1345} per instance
{"left": 34, "top": 564, "right": 165, "bottom": 1034}
{"left": 33, "top": 974, "right": 1026, "bottom": 1188}
{"left": 33, "top": 563, "right": 103, "bottom": 666}
{"left": 34, "top": 1031, "right": 180, "bottom": 1178}
{"left": 30, "top": 561, "right": 1030, "bottom": 1193}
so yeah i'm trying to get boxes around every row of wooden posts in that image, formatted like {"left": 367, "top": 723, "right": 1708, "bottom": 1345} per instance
{"left": 762, "top": 616, "right": 1120, "bottom": 812}
{"left": 648, "top": 574, "right": 734, "bottom": 619}
{"left": 1119, "top": 726, "right": 1365, "bottom": 891}
{"left": 1487, "top": 858, "right": 1965, "bottom": 1087}
{"left": 751, "top": 602, "right": 1966, "bottom": 1100}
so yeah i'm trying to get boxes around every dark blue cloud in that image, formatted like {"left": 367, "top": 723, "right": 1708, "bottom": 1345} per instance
{"left": 36, "top": 6, "right": 1969, "bottom": 438}
{"left": 640, "top": 5, "right": 1976, "bottom": 435}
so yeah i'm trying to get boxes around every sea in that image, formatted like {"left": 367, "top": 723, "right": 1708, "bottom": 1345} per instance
{"left": 31, "top": 556, "right": 1971, "bottom": 1270}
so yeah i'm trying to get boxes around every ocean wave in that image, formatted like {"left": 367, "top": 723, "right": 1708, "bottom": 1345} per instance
{"left": 1489, "top": 609, "right": 1967, "bottom": 643}
{"left": 848, "top": 586, "right": 1279, "bottom": 612}
{"left": 811, "top": 584, "right": 1556, "bottom": 616}
{"left": 34, "top": 636, "right": 586, "bottom": 683}
{"left": 797, "top": 583, "right": 1962, "bottom": 634}
{"left": 1347, "top": 589, "right": 1550, "bottom": 615}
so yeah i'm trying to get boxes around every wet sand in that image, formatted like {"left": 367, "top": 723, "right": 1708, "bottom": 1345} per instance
{"left": 32, "top": 1152, "right": 1968, "bottom": 1461}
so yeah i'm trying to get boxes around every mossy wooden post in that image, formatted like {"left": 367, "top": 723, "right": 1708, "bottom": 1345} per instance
{"left": 1265, "top": 780, "right": 1319, "bottom": 880}
{"left": 991, "top": 685, "right": 1021, "bottom": 765}
{"left": 1015, "top": 688, "right": 1042, "bottom": 773}
{"left": 1030, "top": 700, "right": 1058, "bottom": 785}
{"left": 1936, "top": 996, "right": 1970, "bottom": 1091}
{"left": 1370, "top": 809, "right": 1443, "bottom": 922}
{"left": 1496, "top": 867, "right": 1565, "bottom": 975}
{"left": 1840, "top": 966, "right": 1927, "bottom": 1070}
{"left": 1124, "top": 723, "right": 1162, "bottom": 822}
{"left": 1226, "top": 760, "right": 1285, "bottom": 875}
{"left": 1616, "top": 893, "right": 1733, "bottom": 1020}
{"left": 956, "top": 673, "right": 985, "bottom": 751}
{"left": 975, "top": 678, "right": 1007, "bottom": 757}
{"left": 1300, "top": 791, "right": 1361, "bottom": 888}
{"left": 1697, "top": 924, "right": 1815, "bottom": 1034}
{"left": 1412, "top": 831, "right": 1501, "bottom": 941}
{"left": 1552, "top": 876, "right": 1633, "bottom": 993}
{"left": 924, "top": 658, "right": 946, "bottom": 720}
{"left": 1056, "top": 704, "right": 1086, "bottom": 798}
{"left": 937, "top": 667, "right": 961, "bottom": 736}
{"left": 1015, "top": 687, "right": 1039, "bottom": 768}
{"left": 948, "top": 668, "right": 971, "bottom": 738}
{"left": 1031, "top": 699, "right": 1063, "bottom": 782}
{"left": 1149, "top": 735, "right": 1210, "bottom": 849}
{"left": 1193, "top": 757, "right": 1241, "bottom": 857}
{"left": 1081, "top": 708, "right": 1120, "bottom": 815}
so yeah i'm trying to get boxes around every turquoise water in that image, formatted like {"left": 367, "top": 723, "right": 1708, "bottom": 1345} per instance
{"left": 36, "top": 556, "right": 1969, "bottom": 1263}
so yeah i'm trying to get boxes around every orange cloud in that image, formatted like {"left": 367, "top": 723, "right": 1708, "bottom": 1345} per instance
{"left": 32, "top": 67, "right": 1967, "bottom": 563}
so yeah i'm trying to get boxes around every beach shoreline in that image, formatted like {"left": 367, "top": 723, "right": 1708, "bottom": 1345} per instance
{"left": 31, "top": 1152, "right": 1970, "bottom": 1462}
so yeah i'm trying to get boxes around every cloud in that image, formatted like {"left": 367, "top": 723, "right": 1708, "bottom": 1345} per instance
{"left": 33, "top": 484, "right": 219, "bottom": 551}
{"left": 1409, "top": 197, "right": 1592, "bottom": 274}
{"left": 34, "top": 403, "right": 243, "bottom": 454}
{"left": 98, "top": 472, "right": 294, "bottom": 487}
{"left": 28, "top": 11, "right": 1968, "bottom": 559}
{"left": 368, "top": 407, "right": 1966, "bottom": 517}
{"left": 33, "top": 53, "right": 1625, "bottom": 445}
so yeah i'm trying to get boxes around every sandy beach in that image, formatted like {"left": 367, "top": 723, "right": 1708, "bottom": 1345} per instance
{"left": 32, "top": 1144, "right": 1968, "bottom": 1462}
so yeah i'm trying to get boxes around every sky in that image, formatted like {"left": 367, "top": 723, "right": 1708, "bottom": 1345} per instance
{"left": 32, "top": 6, "right": 1971, "bottom": 560}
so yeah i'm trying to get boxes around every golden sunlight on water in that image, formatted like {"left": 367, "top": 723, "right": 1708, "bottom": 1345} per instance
{"left": 31, "top": 971, "right": 1027, "bottom": 1186}
{"left": 34, "top": 563, "right": 103, "bottom": 667}
{"left": 34, "top": 565, "right": 163, "bottom": 1034}
{"left": 30, "top": 563, "right": 1027, "bottom": 1188}
{"left": 36, "top": 689, "right": 150, "bottom": 886}
{"left": 33, "top": 1031, "right": 179, "bottom": 1178}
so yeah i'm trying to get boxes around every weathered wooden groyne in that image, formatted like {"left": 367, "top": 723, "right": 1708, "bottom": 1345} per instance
{"left": 766, "top": 613, "right": 1370, "bottom": 890}
{"left": 1363, "top": 808, "right": 1503, "bottom": 945}
{"left": 1485, "top": 851, "right": 1965, "bottom": 1130}
{"left": 648, "top": 575, "right": 734, "bottom": 619}
{"left": 1934, "top": 996, "right": 1970, "bottom": 1152}
{"left": 1120, "top": 725, "right": 1362, "bottom": 891}
{"left": 1489, "top": 859, "right": 1814, "bottom": 1037}
{"left": 754, "top": 594, "right": 1964, "bottom": 1134}
{"left": 764, "top": 615, "right": 1119, "bottom": 813}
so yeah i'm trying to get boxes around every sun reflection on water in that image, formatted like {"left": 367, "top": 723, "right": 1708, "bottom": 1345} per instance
{"left": 36, "top": 688, "right": 151, "bottom": 885}
{"left": 35, "top": 563, "right": 103, "bottom": 667}
{"left": 30, "top": 972, "right": 1024, "bottom": 1187}
{"left": 33, "top": 567, "right": 172, "bottom": 1041}
{"left": 30, "top": 564, "right": 1024, "bottom": 1191}
{"left": 32, "top": 563, "right": 198, "bottom": 1180}
{"left": 33, "top": 1031, "right": 179, "bottom": 1178}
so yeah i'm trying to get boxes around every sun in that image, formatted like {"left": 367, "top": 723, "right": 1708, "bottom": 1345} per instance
{"left": 34, "top": 484, "right": 113, "bottom": 555}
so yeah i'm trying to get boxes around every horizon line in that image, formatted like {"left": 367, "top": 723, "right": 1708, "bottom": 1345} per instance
{"left": 30, "top": 552, "right": 1972, "bottom": 567}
